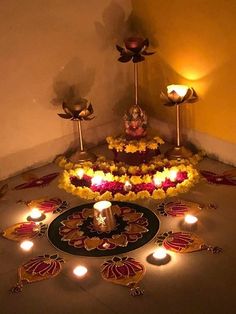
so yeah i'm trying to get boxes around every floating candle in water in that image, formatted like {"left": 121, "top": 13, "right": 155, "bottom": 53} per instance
{"left": 124, "top": 180, "right": 132, "bottom": 191}
{"left": 184, "top": 214, "right": 198, "bottom": 225}
{"left": 76, "top": 168, "right": 84, "bottom": 179}
{"left": 20, "top": 240, "right": 34, "bottom": 251}
{"left": 91, "top": 175, "right": 103, "bottom": 186}
{"left": 153, "top": 247, "right": 167, "bottom": 260}
{"left": 73, "top": 266, "right": 88, "bottom": 278}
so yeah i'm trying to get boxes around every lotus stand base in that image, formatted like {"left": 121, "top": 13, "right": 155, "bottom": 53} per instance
{"left": 165, "top": 146, "right": 193, "bottom": 160}
{"left": 70, "top": 150, "right": 97, "bottom": 163}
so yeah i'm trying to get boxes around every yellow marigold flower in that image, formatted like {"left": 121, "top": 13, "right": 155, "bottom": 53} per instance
{"left": 125, "top": 144, "right": 137, "bottom": 153}
{"left": 86, "top": 169, "right": 94, "bottom": 177}
{"left": 105, "top": 173, "right": 114, "bottom": 182}
{"left": 130, "top": 176, "right": 143, "bottom": 185}
{"left": 64, "top": 162, "right": 73, "bottom": 170}
{"left": 141, "top": 164, "right": 149, "bottom": 173}
{"left": 147, "top": 142, "right": 158, "bottom": 150}
{"left": 137, "top": 142, "right": 146, "bottom": 152}
{"left": 137, "top": 191, "right": 150, "bottom": 199}
{"left": 128, "top": 166, "right": 138, "bottom": 175}
{"left": 152, "top": 189, "right": 166, "bottom": 199}
{"left": 110, "top": 165, "right": 118, "bottom": 172}
{"left": 99, "top": 191, "right": 113, "bottom": 200}
{"left": 142, "top": 175, "right": 152, "bottom": 183}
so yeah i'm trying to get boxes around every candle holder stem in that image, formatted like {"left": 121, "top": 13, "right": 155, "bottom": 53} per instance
{"left": 134, "top": 63, "right": 138, "bottom": 105}
{"left": 77, "top": 120, "right": 84, "bottom": 152}
{"left": 70, "top": 119, "right": 96, "bottom": 163}
{"left": 176, "top": 104, "right": 181, "bottom": 147}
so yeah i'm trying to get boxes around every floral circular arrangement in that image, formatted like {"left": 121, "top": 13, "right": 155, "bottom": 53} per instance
{"left": 57, "top": 155, "right": 200, "bottom": 201}
{"left": 48, "top": 202, "right": 160, "bottom": 257}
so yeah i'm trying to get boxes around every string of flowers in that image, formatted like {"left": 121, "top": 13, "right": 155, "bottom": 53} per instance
{"left": 106, "top": 136, "right": 164, "bottom": 153}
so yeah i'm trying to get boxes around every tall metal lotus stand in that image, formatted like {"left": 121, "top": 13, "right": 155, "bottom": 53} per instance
{"left": 58, "top": 100, "right": 96, "bottom": 163}
{"left": 70, "top": 119, "right": 96, "bottom": 163}
{"left": 160, "top": 85, "right": 198, "bottom": 159}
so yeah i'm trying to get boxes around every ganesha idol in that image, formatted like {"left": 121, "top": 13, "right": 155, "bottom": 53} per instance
{"left": 124, "top": 104, "right": 147, "bottom": 140}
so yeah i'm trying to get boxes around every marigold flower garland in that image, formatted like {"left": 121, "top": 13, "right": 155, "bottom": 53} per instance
{"left": 56, "top": 154, "right": 202, "bottom": 201}
{"left": 106, "top": 136, "right": 164, "bottom": 153}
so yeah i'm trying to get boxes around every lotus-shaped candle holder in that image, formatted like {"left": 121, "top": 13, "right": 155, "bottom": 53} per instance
{"left": 58, "top": 99, "right": 96, "bottom": 163}
{"left": 160, "top": 85, "right": 198, "bottom": 159}
{"left": 160, "top": 85, "right": 198, "bottom": 106}
{"left": 116, "top": 37, "right": 155, "bottom": 136}
{"left": 116, "top": 37, "right": 154, "bottom": 63}
{"left": 58, "top": 99, "right": 94, "bottom": 121}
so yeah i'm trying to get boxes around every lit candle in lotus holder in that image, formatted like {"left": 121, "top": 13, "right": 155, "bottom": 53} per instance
{"left": 27, "top": 207, "right": 46, "bottom": 222}
{"left": 93, "top": 201, "right": 116, "bottom": 232}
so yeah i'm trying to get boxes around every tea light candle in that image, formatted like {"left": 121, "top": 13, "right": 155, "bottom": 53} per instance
{"left": 184, "top": 214, "right": 198, "bottom": 225}
{"left": 169, "top": 169, "right": 178, "bottom": 181}
{"left": 20, "top": 240, "right": 34, "bottom": 251}
{"left": 91, "top": 175, "right": 103, "bottom": 186}
{"left": 124, "top": 180, "right": 132, "bottom": 192}
{"left": 27, "top": 207, "right": 45, "bottom": 222}
{"left": 153, "top": 247, "right": 167, "bottom": 260}
{"left": 76, "top": 168, "right": 84, "bottom": 179}
{"left": 73, "top": 266, "right": 88, "bottom": 278}
{"left": 153, "top": 177, "right": 162, "bottom": 187}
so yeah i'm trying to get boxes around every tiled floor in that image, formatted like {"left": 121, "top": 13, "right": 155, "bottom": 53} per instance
{"left": 0, "top": 147, "right": 235, "bottom": 314}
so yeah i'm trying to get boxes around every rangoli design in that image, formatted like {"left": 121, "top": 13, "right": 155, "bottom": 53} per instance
{"left": 20, "top": 197, "right": 69, "bottom": 214}
{"left": 101, "top": 256, "right": 145, "bottom": 296}
{"left": 157, "top": 199, "right": 202, "bottom": 217}
{"left": 14, "top": 172, "right": 59, "bottom": 190}
{"left": 156, "top": 231, "right": 222, "bottom": 254}
{"left": 1, "top": 222, "right": 47, "bottom": 242}
{"left": 11, "top": 254, "right": 65, "bottom": 293}
{"left": 48, "top": 202, "right": 159, "bottom": 257}
{"left": 201, "top": 170, "right": 236, "bottom": 186}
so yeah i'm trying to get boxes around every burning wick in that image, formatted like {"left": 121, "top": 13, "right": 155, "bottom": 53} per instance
{"left": 124, "top": 180, "right": 132, "bottom": 192}
{"left": 27, "top": 207, "right": 45, "bottom": 222}
{"left": 91, "top": 175, "right": 103, "bottom": 186}
{"left": 184, "top": 214, "right": 198, "bottom": 225}
{"left": 153, "top": 247, "right": 167, "bottom": 260}
{"left": 20, "top": 240, "right": 34, "bottom": 251}
{"left": 76, "top": 168, "right": 84, "bottom": 179}
{"left": 73, "top": 266, "right": 88, "bottom": 278}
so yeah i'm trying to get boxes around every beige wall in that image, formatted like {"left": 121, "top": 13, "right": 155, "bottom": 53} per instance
{"left": 132, "top": 0, "right": 236, "bottom": 163}
{"left": 0, "top": 0, "right": 132, "bottom": 180}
